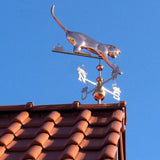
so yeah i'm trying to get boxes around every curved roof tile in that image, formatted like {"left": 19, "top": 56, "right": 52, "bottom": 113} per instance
{"left": 0, "top": 101, "right": 127, "bottom": 160}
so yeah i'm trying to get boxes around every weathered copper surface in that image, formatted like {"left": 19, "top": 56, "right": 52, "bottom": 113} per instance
{"left": 51, "top": 5, "right": 122, "bottom": 74}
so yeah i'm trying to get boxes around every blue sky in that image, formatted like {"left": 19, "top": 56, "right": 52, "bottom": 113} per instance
{"left": 0, "top": 0, "right": 160, "bottom": 159}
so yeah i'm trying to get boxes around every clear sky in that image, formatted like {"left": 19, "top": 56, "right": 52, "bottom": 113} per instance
{"left": 0, "top": 0, "right": 160, "bottom": 159}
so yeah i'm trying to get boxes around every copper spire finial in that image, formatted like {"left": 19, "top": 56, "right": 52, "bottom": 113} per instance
{"left": 77, "top": 59, "right": 121, "bottom": 104}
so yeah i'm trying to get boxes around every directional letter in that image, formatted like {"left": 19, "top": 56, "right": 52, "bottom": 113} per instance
{"left": 112, "top": 86, "right": 121, "bottom": 101}
{"left": 77, "top": 67, "right": 87, "bottom": 83}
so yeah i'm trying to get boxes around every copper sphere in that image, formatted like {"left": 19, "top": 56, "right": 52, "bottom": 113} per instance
{"left": 93, "top": 88, "right": 106, "bottom": 101}
{"left": 96, "top": 77, "right": 103, "bottom": 82}
{"left": 96, "top": 64, "right": 104, "bottom": 71}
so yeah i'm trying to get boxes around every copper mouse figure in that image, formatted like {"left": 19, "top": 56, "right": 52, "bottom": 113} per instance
{"left": 51, "top": 5, "right": 122, "bottom": 74}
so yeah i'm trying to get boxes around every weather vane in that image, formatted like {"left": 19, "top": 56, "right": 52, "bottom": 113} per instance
{"left": 51, "top": 5, "right": 122, "bottom": 103}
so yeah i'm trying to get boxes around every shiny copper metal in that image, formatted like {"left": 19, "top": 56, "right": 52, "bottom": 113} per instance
{"left": 96, "top": 64, "right": 104, "bottom": 71}
{"left": 96, "top": 77, "right": 103, "bottom": 82}
{"left": 51, "top": 5, "right": 122, "bottom": 73}
{"left": 93, "top": 88, "right": 106, "bottom": 101}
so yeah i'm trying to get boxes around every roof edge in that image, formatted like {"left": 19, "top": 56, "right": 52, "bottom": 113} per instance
{"left": 0, "top": 101, "right": 126, "bottom": 112}
{"left": 79, "top": 101, "right": 126, "bottom": 110}
{"left": 0, "top": 102, "right": 33, "bottom": 111}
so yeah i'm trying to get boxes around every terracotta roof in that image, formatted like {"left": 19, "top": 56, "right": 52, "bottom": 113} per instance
{"left": 0, "top": 101, "right": 127, "bottom": 160}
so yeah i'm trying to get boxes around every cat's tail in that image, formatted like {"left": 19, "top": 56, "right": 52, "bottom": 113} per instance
{"left": 51, "top": 5, "right": 68, "bottom": 32}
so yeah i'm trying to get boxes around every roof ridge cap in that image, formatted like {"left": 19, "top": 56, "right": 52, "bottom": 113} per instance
{"left": 0, "top": 101, "right": 127, "bottom": 111}
{"left": 0, "top": 102, "right": 33, "bottom": 112}
{"left": 79, "top": 101, "right": 126, "bottom": 110}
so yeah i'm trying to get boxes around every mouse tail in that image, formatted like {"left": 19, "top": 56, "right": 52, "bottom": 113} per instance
{"left": 51, "top": 5, "right": 68, "bottom": 32}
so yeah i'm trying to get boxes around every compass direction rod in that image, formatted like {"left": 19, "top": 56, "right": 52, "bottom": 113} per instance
{"left": 85, "top": 79, "right": 97, "bottom": 86}
{"left": 102, "top": 87, "right": 115, "bottom": 96}
{"left": 102, "top": 87, "right": 121, "bottom": 101}
{"left": 81, "top": 87, "right": 96, "bottom": 100}
{"left": 102, "top": 77, "right": 113, "bottom": 86}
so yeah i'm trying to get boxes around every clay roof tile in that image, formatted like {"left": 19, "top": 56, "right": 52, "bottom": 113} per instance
{"left": 22, "top": 145, "right": 42, "bottom": 160}
{"left": 6, "top": 139, "right": 31, "bottom": 151}
{"left": 112, "top": 109, "right": 124, "bottom": 122}
{"left": 0, "top": 133, "right": 14, "bottom": 146}
{"left": 7, "top": 122, "right": 22, "bottom": 135}
{"left": 80, "top": 138, "right": 103, "bottom": 150}
{"left": 13, "top": 111, "right": 29, "bottom": 124}
{"left": 104, "top": 132, "right": 120, "bottom": 146}
{"left": 51, "top": 126, "right": 72, "bottom": 138}
{"left": 31, "top": 133, "right": 49, "bottom": 148}
{"left": 98, "top": 144, "right": 118, "bottom": 159}
{"left": 71, "top": 120, "right": 88, "bottom": 134}
{"left": 44, "top": 111, "right": 61, "bottom": 123}
{"left": 0, "top": 101, "right": 127, "bottom": 160}
{"left": 0, "top": 146, "right": 6, "bottom": 157}
{"left": 60, "top": 145, "right": 79, "bottom": 160}
{"left": 44, "top": 138, "right": 68, "bottom": 151}
{"left": 66, "top": 132, "right": 84, "bottom": 146}
{"left": 110, "top": 121, "right": 122, "bottom": 133}
{"left": 15, "top": 128, "right": 38, "bottom": 139}
{"left": 0, "top": 128, "right": 5, "bottom": 136}
{"left": 79, "top": 132, "right": 120, "bottom": 151}
{"left": 36, "top": 121, "right": 54, "bottom": 135}
{"left": 76, "top": 109, "right": 91, "bottom": 122}
{"left": 36, "top": 151, "right": 62, "bottom": 160}
{"left": 85, "top": 122, "right": 117, "bottom": 138}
